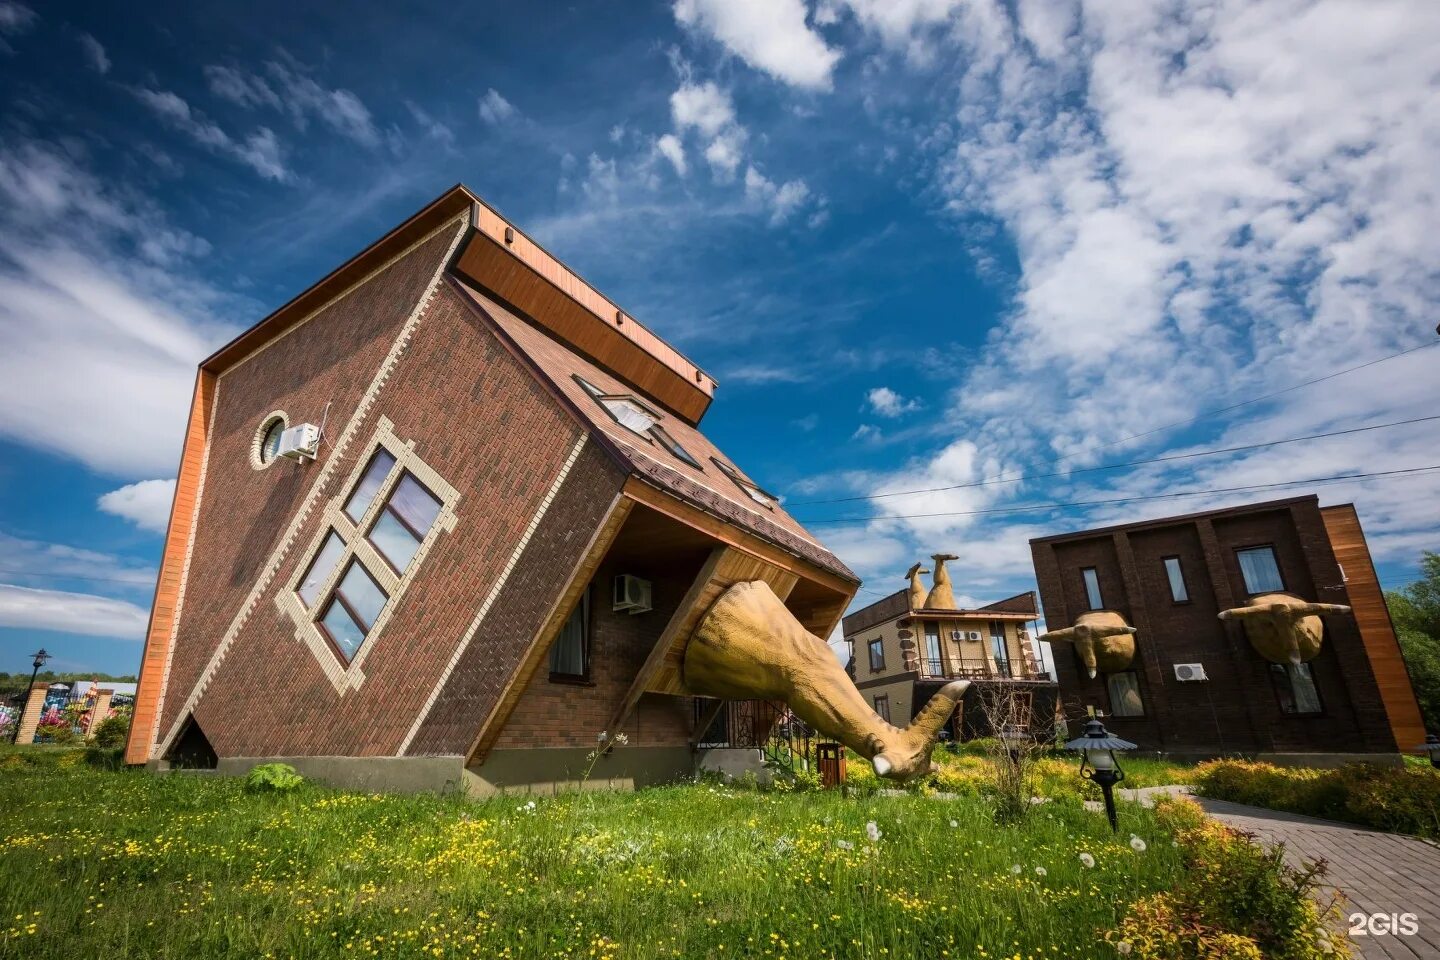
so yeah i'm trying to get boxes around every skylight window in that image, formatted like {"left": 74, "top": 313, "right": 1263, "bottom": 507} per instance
{"left": 712, "top": 458, "right": 777, "bottom": 509}
{"left": 650, "top": 426, "right": 700, "bottom": 468}
{"left": 573, "top": 374, "right": 664, "bottom": 439}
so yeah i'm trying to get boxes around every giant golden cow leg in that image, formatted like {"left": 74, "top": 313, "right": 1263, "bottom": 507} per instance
{"left": 684, "top": 580, "right": 968, "bottom": 780}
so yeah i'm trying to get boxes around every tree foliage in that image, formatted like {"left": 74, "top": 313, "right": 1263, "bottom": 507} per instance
{"left": 1386, "top": 551, "right": 1440, "bottom": 735}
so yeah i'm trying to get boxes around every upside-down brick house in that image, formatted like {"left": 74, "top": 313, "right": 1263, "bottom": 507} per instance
{"left": 125, "top": 185, "right": 858, "bottom": 794}
{"left": 1030, "top": 496, "right": 1425, "bottom": 765}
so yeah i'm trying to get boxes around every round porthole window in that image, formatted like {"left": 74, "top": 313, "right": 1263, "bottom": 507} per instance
{"left": 252, "top": 413, "right": 288, "bottom": 469}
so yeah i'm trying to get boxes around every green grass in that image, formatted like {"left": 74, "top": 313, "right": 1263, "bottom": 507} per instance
{"left": 0, "top": 748, "right": 1189, "bottom": 960}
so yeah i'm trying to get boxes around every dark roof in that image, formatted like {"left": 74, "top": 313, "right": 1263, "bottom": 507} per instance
{"left": 453, "top": 277, "right": 857, "bottom": 584}
{"left": 1029, "top": 495, "right": 1325, "bottom": 545}
{"left": 980, "top": 590, "right": 1039, "bottom": 616}
{"left": 842, "top": 587, "right": 1040, "bottom": 636}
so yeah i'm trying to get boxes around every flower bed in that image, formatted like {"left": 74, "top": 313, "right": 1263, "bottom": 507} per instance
{"left": 1193, "top": 759, "right": 1440, "bottom": 840}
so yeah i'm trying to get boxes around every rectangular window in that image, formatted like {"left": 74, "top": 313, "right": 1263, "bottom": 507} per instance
{"left": 711, "top": 458, "right": 777, "bottom": 509}
{"left": 1082, "top": 567, "right": 1103, "bottom": 610}
{"left": 1271, "top": 663, "right": 1323, "bottom": 715}
{"left": 923, "top": 622, "right": 942, "bottom": 675}
{"left": 868, "top": 638, "right": 885, "bottom": 672}
{"left": 1163, "top": 556, "right": 1189, "bottom": 603}
{"left": 873, "top": 694, "right": 891, "bottom": 723}
{"left": 1238, "top": 546, "right": 1284, "bottom": 595}
{"left": 650, "top": 426, "right": 701, "bottom": 468}
{"left": 344, "top": 449, "right": 397, "bottom": 523}
{"left": 549, "top": 589, "right": 590, "bottom": 680}
{"left": 367, "top": 472, "right": 443, "bottom": 573}
{"left": 297, "top": 530, "right": 345, "bottom": 608}
{"left": 318, "top": 560, "right": 389, "bottom": 662}
{"left": 989, "top": 620, "right": 1010, "bottom": 676}
{"left": 1106, "top": 671, "right": 1145, "bottom": 717}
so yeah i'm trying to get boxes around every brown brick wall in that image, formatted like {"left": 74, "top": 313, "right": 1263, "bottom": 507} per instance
{"left": 1032, "top": 498, "right": 1399, "bottom": 754}
{"left": 159, "top": 221, "right": 466, "bottom": 739}
{"left": 170, "top": 265, "right": 620, "bottom": 758}
{"left": 489, "top": 545, "right": 706, "bottom": 752}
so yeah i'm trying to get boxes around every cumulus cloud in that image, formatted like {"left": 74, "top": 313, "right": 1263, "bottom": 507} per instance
{"left": 866, "top": 386, "right": 921, "bottom": 417}
{"left": 78, "top": 33, "right": 109, "bottom": 74}
{"left": 670, "top": 81, "right": 750, "bottom": 180}
{"left": 0, "top": 584, "right": 149, "bottom": 639}
{"left": 98, "top": 479, "right": 176, "bottom": 534}
{"left": 478, "top": 88, "right": 517, "bottom": 124}
{"left": 673, "top": 0, "right": 841, "bottom": 90}
{"left": 655, "top": 133, "right": 686, "bottom": 175}
{"left": 744, "top": 166, "right": 811, "bottom": 224}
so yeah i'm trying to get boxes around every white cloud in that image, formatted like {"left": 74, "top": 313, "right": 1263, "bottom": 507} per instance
{"left": 670, "top": 81, "right": 737, "bottom": 138}
{"left": 478, "top": 88, "right": 517, "bottom": 124}
{"left": 0, "top": 138, "right": 238, "bottom": 476}
{"left": 405, "top": 101, "right": 455, "bottom": 146}
{"left": 673, "top": 0, "right": 841, "bottom": 91}
{"left": 204, "top": 59, "right": 380, "bottom": 148}
{"left": 133, "top": 88, "right": 290, "bottom": 181}
{"left": 0, "top": 1, "right": 35, "bottom": 36}
{"left": 0, "top": 584, "right": 149, "bottom": 639}
{"left": 0, "top": 530, "right": 157, "bottom": 588}
{"left": 866, "top": 386, "right": 921, "bottom": 417}
{"left": 655, "top": 133, "right": 687, "bottom": 175}
{"left": 78, "top": 33, "right": 109, "bottom": 74}
{"left": 744, "top": 166, "right": 811, "bottom": 224}
{"left": 205, "top": 64, "right": 282, "bottom": 110}
{"left": 98, "top": 479, "right": 176, "bottom": 534}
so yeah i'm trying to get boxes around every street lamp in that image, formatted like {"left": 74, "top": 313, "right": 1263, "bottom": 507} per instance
{"left": 10, "top": 648, "right": 51, "bottom": 744}
{"left": 1417, "top": 734, "right": 1440, "bottom": 770}
{"left": 1064, "top": 717, "right": 1136, "bottom": 833}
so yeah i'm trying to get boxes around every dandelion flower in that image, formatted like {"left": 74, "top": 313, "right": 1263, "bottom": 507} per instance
{"left": 949, "top": 819, "right": 958, "bottom": 828}
{"left": 1009, "top": 864, "right": 1021, "bottom": 875}
{"left": 865, "top": 821, "right": 882, "bottom": 843}
{"left": 1034, "top": 866, "right": 1047, "bottom": 877}
{"left": 836, "top": 839, "right": 853, "bottom": 851}
{"left": 1116, "top": 942, "right": 1133, "bottom": 956}
{"left": 1129, "top": 835, "right": 1147, "bottom": 853}
{"left": 1078, "top": 852, "right": 1096, "bottom": 869}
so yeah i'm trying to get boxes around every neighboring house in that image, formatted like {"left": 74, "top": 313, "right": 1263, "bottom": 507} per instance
{"left": 1030, "top": 496, "right": 1425, "bottom": 764}
{"left": 842, "top": 574, "right": 1058, "bottom": 739}
{"left": 124, "top": 185, "right": 858, "bottom": 794}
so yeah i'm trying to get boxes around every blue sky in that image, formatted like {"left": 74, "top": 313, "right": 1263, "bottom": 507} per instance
{"left": 1, "top": 0, "right": 1437, "bottom": 676}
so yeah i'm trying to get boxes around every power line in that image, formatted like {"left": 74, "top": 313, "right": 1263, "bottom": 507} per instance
{"left": 791, "top": 339, "right": 1439, "bottom": 506}
{"left": 796, "top": 463, "right": 1440, "bottom": 525}
{"left": 791, "top": 413, "right": 1440, "bottom": 506}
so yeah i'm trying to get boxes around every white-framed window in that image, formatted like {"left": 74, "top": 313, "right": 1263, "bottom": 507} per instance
{"left": 1081, "top": 567, "right": 1103, "bottom": 610}
{"left": 251, "top": 412, "right": 289, "bottom": 469}
{"left": 1237, "top": 546, "right": 1284, "bottom": 595}
{"left": 276, "top": 417, "right": 459, "bottom": 692}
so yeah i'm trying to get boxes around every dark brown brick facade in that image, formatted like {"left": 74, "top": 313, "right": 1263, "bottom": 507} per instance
{"left": 1031, "top": 496, "right": 1401, "bottom": 756}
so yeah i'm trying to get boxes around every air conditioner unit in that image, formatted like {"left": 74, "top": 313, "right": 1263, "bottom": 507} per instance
{"left": 612, "top": 574, "right": 653, "bottom": 614}
{"left": 949, "top": 630, "right": 963, "bottom": 641}
{"left": 967, "top": 631, "right": 982, "bottom": 642}
{"left": 276, "top": 423, "right": 320, "bottom": 462}
{"left": 1174, "top": 663, "right": 1209, "bottom": 682}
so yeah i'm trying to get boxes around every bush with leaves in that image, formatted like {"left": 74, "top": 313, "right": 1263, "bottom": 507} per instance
{"left": 1105, "top": 796, "right": 1348, "bottom": 959}
{"left": 244, "top": 762, "right": 305, "bottom": 793}
{"left": 90, "top": 713, "right": 130, "bottom": 749}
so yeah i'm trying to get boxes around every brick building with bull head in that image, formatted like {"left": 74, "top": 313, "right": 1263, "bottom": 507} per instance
{"left": 124, "top": 185, "right": 861, "bottom": 794}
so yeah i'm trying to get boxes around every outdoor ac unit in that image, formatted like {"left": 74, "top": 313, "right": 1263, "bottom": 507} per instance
{"left": 967, "top": 631, "right": 982, "bottom": 642}
{"left": 612, "top": 574, "right": 653, "bottom": 614}
{"left": 1174, "top": 663, "right": 1209, "bottom": 682}
{"left": 276, "top": 423, "right": 320, "bottom": 462}
{"left": 949, "top": 630, "right": 963, "bottom": 641}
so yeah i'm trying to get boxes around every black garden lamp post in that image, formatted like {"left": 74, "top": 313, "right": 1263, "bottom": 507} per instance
{"left": 1417, "top": 734, "right": 1440, "bottom": 770}
{"left": 1064, "top": 718, "right": 1136, "bottom": 833}
{"left": 11, "top": 648, "right": 51, "bottom": 744}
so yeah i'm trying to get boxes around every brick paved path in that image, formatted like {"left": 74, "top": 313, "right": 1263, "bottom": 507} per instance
{"left": 1196, "top": 798, "right": 1440, "bottom": 960}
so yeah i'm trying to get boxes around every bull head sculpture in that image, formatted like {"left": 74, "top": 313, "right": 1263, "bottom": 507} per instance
{"left": 1218, "top": 593, "right": 1350, "bottom": 665}
{"left": 926, "top": 553, "right": 960, "bottom": 610}
{"left": 1040, "top": 610, "right": 1137, "bottom": 679}
{"left": 684, "top": 580, "right": 967, "bottom": 780}
{"left": 905, "top": 562, "right": 931, "bottom": 610}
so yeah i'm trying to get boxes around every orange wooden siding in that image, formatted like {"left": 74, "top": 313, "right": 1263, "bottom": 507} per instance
{"left": 1321, "top": 504, "right": 1427, "bottom": 753}
{"left": 124, "top": 370, "right": 216, "bottom": 764}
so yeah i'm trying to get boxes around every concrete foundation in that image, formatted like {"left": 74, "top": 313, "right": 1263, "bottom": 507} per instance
{"left": 696, "top": 747, "right": 773, "bottom": 785}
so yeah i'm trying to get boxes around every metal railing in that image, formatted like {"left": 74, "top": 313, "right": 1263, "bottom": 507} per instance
{"left": 918, "top": 658, "right": 1049, "bottom": 681}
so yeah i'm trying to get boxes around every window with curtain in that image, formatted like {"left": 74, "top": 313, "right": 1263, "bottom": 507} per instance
{"left": 923, "top": 622, "right": 942, "bottom": 674}
{"left": 873, "top": 694, "right": 890, "bottom": 723}
{"left": 1237, "top": 546, "right": 1284, "bottom": 594}
{"left": 549, "top": 589, "right": 591, "bottom": 680}
{"left": 1271, "top": 663, "right": 1322, "bottom": 715}
{"left": 868, "top": 638, "right": 885, "bottom": 672}
{"left": 1082, "top": 567, "right": 1103, "bottom": 610}
{"left": 1163, "top": 556, "right": 1189, "bottom": 603}
{"left": 1106, "top": 671, "right": 1145, "bottom": 717}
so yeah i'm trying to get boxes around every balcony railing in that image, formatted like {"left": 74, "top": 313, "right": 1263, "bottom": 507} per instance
{"left": 918, "top": 658, "right": 1050, "bottom": 681}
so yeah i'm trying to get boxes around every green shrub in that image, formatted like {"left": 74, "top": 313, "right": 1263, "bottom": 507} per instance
{"left": 243, "top": 762, "right": 304, "bottom": 793}
{"left": 90, "top": 713, "right": 129, "bottom": 749}
{"left": 1107, "top": 797, "right": 1347, "bottom": 958}
{"left": 1194, "top": 759, "right": 1440, "bottom": 839}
